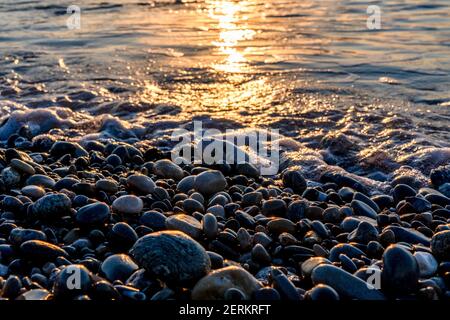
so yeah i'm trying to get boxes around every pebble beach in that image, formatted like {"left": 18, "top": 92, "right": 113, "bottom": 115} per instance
{"left": 1, "top": 0, "right": 450, "bottom": 301}
{"left": 0, "top": 137, "right": 449, "bottom": 300}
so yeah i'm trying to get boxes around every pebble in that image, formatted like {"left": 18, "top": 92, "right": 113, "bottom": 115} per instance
{"left": 95, "top": 179, "right": 118, "bottom": 194}
{"left": 109, "top": 222, "right": 138, "bottom": 250}
{"left": 282, "top": 169, "right": 307, "bottom": 194}
{"left": 385, "top": 226, "right": 430, "bottom": 246}
{"left": 130, "top": 230, "right": 211, "bottom": 285}
{"left": 393, "top": 184, "right": 416, "bottom": 203}
{"left": 271, "top": 269, "right": 301, "bottom": 300}
{"left": 202, "top": 213, "right": 218, "bottom": 239}
{"left": 306, "top": 284, "right": 340, "bottom": 301}
{"left": 194, "top": 170, "right": 227, "bottom": 196}
{"left": 176, "top": 176, "right": 195, "bottom": 193}
{"left": 267, "top": 218, "right": 296, "bottom": 234}
{"left": 312, "top": 264, "right": 385, "bottom": 300}
{"left": 112, "top": 195, "right": 143, "bottom": 215}
{"left": 75, "top": 202, "right": 110, "bottom": 226}
{"left": 32, "top": 193, "right": 72, "bottom": 220}
{"left": 251, "top": 243, "right": 271, "bottom": 265}
{"left": 191, "top": 266, "right": 262, "bottom": 300}
{"left": 262, "top": 199, "right": 287, "bottom": 216}
{"left": 26, "top": 174, "right": 56, "bottom": 188}
{"left": 153, "top": 159, "right": 184, "bottom": 180}
{"left": 9, "top": 227, "right": 47, "bottom": 246}
{"left": 1, "top": 167, "right": 21, "bottom": 187}
{"left": 301, "top": 257, "right": 331, "bottom": 278}
{"left": 101, "top": 254, "right": 139, "bottom": 282}
{"left": 20, "top": 240, "right": 68, "bottom": 261}
{"left": 166, "top": 214, "right": 203, "bottom": 239}
{"left": 127, "top": 174, "right": 156, "bottom": 194}
{"left": 17, "top": 289, "right": 52, "bottom": 300}
{"left": 347, "top": 221, "right": 379, "bottom": 244}
{"left": 10, "top": 158, "right": 35, "bottom": 175}
{"left": 382, "top": 245, "right": 419, "bottom": 294}
{"left": 351, "top": 199, "right": 378, "bottom": 219}
{"left": 414, "top": 251, "right": 438, "bottom": 277}
{"left": 21, "top": 185, "right": 45, "bottom": 199}
{"left": 431, "top": 230, "right": 450, "bottom": 261}
{"left": 140, "top": 211, "right": 167, "bottom": 230}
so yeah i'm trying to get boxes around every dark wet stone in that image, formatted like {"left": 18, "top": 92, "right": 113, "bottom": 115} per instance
{"left": 382, "top": 245, "right": 419, "bottom": 294}
{"left": 53, "top": 264, "right": 92, "bottom": 298}
{"left": 371, "top": 195, "right": 394, "bottom": 210}
{"left": 140, "top": 211, "right": 167, "bottom": 231}
{"left": 207, "top": 251, "right": 224, "bottom": 269}
{"left": 236, "top": 162, "right": 260, "bottom": 178}
{"left": 351, "top": 200, "right": 377, "bottom": 219}
{"left": 252, "top": 243, "right": 271, "bottom": 265}
{"left": 95, "top": 179, "right": 118, "bottom": 194}
{"left": 1, "top": 167, "right": 20, "bottom": 188}
{"left": 202, "top": 213, "right": 218, "bottom": 239}
{"left": 339, "top": 254, "right": 357, "bottom": 273}
{"left": 262, "top": 199, "right": 287, "bottom": 216}
{"left": 414, "top": 251, "right": 438, "bottom": 277}
{"left": 32, "top": 193, "right": 72, "bottom": 220}
{"left": 424, "top": 193, "right": 450, "bottom": 207}
{"left": 194, "top": 170, "right": 227, "bottom": 196}
{"left": 312, "top": 264, "right": 385, "bottom": 300}
{"left": 176, "top": 176, "right": 195, "bottom": 193}
{"left": 166, "top": 214, "right": 202, "bottom": 239}
{"left": 10, "top": 158, "right": 35, "bottom": 175}
{"left": 112, "top": 195, "right": 143, "bottom": 215}
{"left": 311, "top": 220, "right": 330, "bottom": 238}
{"left": 347, "top": 221, "right": 379, "bottom": 244}
{"left": 153, "top": 159, "right": 184, "bottom": 180}
{"left": 301, "top": 257, "right": 331, "bottom": 278}
{"left": 9, "top": 227, "right": 47, "bottom": 246}
{"left": 130, "top": 230, "right": 211, "bottom": 285}
{"left": 430, "top": 165, "right": 450, "bottom": 187}
{"left": 329, "top": 243, "right": 365, "bottom": 262}
{"left": 50, "top": 141, "right": 88, "bottom": 158}
{"left": 306, "top": 284, "right": 340, "bottom": 301}
{"left": 354, "top": 192, "right": 380, "bottom": 213}
{"left": 101, "top": 254, "right": 139, "bottom": 282}
{"left": 320, "top": 172, "right": 367, "bottom": 194}
{"left": 127, "top": 174, "right": 156, "bottom": 194}
{"left": 385, "top": 226, "right": 430, "bottom": 246}
{"left": 183, "top": 198, "right": 204, "bottom": 214}
{"left": 286, "top": 200, "right": 307, "bottom": 222}
{"left": 431, "top": 230, "right": 450, "bottom": 261}
{"left": 75, "top": 202, "right": 110, "bottom": 227}
{"left": 393, "top": 184, "right": 417, "bottom": 204}
{"left": 2, "top": 275, "right": 22, "bottom": 299}
{"left": 267, "top": 218, "right": 296, "bottom": 234}
{"left": 254, "top": 287, "right": 281, "bottom": 300}
{"left": 26, "top": 174, "right": 56, "bottom": 188}
{"left": 109, "top": 222, "right": 138, "bottom": 250}
{"left": 17, "top": 289, "right": 52, "bottom": 300}
{"left": 21, "top": 185, "right": 45, "bottom": 199}
{"left": 271, "top": 269, "right": 301, "bottom": 300}
{"left": 20, "top": 240, "right": 68, "bottom": 261}
{"left": 192, "top": 266, "right": 262, "bottom": 300}
{"left": 242, "top": 191, "right": 263, "bottom": 207}
{"left": 282, "top": 169, "right": 307, "bottom": 194}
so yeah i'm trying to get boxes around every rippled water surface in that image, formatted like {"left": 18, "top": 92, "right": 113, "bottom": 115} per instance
{"left": 0, "top": 0, "right": 449, "bottom": 176}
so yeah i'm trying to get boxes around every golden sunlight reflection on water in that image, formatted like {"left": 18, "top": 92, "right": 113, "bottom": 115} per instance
{"left": 209, "top": 0, "right": 256, "bottom": 73}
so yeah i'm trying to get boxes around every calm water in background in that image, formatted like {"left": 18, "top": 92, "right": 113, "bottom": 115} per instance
{"left": 0, "top": 0, "right": 449, "bottom": 175}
